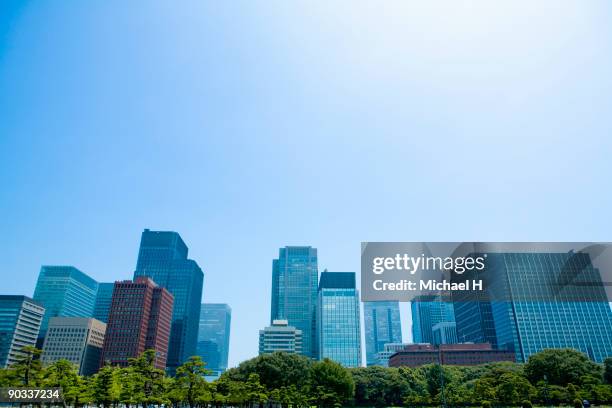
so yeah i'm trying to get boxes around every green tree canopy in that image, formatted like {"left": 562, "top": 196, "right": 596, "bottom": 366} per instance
{"left": 524, "top": 348, "right": 602, "bottom": 386}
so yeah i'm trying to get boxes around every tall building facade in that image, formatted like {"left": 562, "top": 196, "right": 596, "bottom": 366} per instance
{"left": 411, "top": 295, "right": 455, "bottom": 344}
{"left": 133, "top": 229, "right": 204, "bottom": 373}
{"left": 101, "top": 277, "right": 174, "bottom": 370}
{"left": 93, "top": 282, "right": 114, "bottom": 323}
{"left": 259, "top": 320, "right": 303, "bottom": 354}
{"left": 317, "top": 272, "right": 361, "bottom": 367}
{"left": 432, "top": 322, "right": 458, "bottom": 345}
{"left": 0, "top": 296, "right": 45, "bottom": 368}
{"left": 453, "top": 252, "right": 612, "bottom": 363}
{"left": 374, "top": 343, "right": 411, "bottom": 367}
{"left": 271, "top": 246, "right": 318, "bottom": 358}
{"left": 363, "top": 301, "right": 402, "bottom": 366}
{"left": 33, "top": 266, "right": 98, "bottom": 339}
{"left": 41, "top": 317, "right": 106, "bottom": 375}
{"left": 197, "top": 303, "right": 231, "bottom": 377}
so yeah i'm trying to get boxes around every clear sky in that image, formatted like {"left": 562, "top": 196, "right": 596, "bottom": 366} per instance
{"left": 1, "top": 1, "right": 612, "bottom": 367}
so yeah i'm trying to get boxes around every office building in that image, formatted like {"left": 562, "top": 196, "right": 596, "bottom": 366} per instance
{"left": 432, "top": 322, "right": 458, "bottom": 345}
{"left": 101, "top": 277, "right": 174, "bottom": 370}
{"left": 41, "top": 317, "right": 106, "bottom": 375}
{"left": 317, "top": 271, "right": 361, "bottom": 367}
{"left": 33, "top": 266, "right": 98, "bottom": 342}
{"left": 453, "top": 252, "right": 612, "bottom": 363}
{"left": 93, "top": 282, "right": 114, "bottom": 323}
{"left": 271, "top": 246, "right": 318, "bottom": 358}
{"left": 259, "top": 320, "right": 303, "bottom": 354}
{"left": 197, "top": 303, "right": 231, "bottom": 377}
{"left": 388, "top": 343, "right": 515, "bottom": 368}
{"left": 411, "top": 295, "right": 455, "bottom": 344}
{"left": 363, "top": 301, "right": 402, "bottom": 366}
{"left": 0, "top": 296, "right": 45, "bottom": 368}
{"left": 374, "top": 343, "right": 411, "bottom": 367}
{"left": 134, "top": 229, "right": 204, "bottom": 373}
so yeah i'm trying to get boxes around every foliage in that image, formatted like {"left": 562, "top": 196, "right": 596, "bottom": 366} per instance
{"left": 0, "top": 347, "right": 610, "bottom": 407}
{"left": 524, "top": 348, "right": 602, "bottom": 386}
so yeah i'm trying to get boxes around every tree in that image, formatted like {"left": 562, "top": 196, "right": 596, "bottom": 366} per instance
{"left": 495, "top": 372, "right": 536, "bottom": 406}
{"left": 225, "top": 352, "right": 312, "bottom": 391}
{"left": 604, "top": 357, "right": 612, "bottom": 385}
{"left": 309, "top": 358, "right": 354, "bottom": 408}
{"left": 525, "top": 349, "right": 602, "bottom": 386}
{"left": 10, "top": 346, "right": 43, "bottom": 386}
{"left": 43, "top": 359, "right": 80, "bottom": 408}
{"left": 92, "top": 364, "right": 121, "bottom": 408}
{"left": 128, "top": 349, "right": 167, "bottom": 407}
{"left": 244, "top": 373, "right": 268, "bottom": 406}
{"left": 175, "top": 355, "right": 211, "bottom": 408}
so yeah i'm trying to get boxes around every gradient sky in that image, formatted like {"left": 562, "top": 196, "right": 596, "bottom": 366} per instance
{"left": 1, "top": 1, "right": 612, "bottom": 367}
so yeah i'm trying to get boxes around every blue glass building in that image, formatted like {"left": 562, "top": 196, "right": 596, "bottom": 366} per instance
{"left": 411, "top": 295, "right": 455, "bottom": 344}
{"left": 197, "top": 303, "right": 231, "bottom": 378}
{"left": 33, "top": 266, "right": 98, "bottom": 342}
{"left": 134, "top": 229, "right": 204, "bottom": 374}
{"left": 93, "top": 282, "right": 114, "bottom": 323}
{"left": 271, "top": 246, "right": 318, "bottom": 358}
{"left": 363, "top": 301, "right": 402, "bottom": 366}
{"left": 454, "top": 252, "right": 612, "bottom": 363}
{"left": 317, "top": 271, "right": 362, "bottom": 367}
{"left": 0, "top": 295, "right": 45, "bottom": 368}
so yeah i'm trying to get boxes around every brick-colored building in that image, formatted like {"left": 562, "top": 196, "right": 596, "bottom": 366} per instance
{"left": 101, "top": 277, "right": 173, "bottom": 370}
{"left": 388, "top": 343, "right": 515, "bottom": 367}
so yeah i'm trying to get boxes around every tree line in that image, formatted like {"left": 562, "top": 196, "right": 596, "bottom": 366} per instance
{"left": 1, "top": 346, "right": 611, "bottom": 407}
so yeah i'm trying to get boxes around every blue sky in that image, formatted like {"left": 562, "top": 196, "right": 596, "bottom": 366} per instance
{"left": 1, "top": 1, "right": 612, "bottom": 367}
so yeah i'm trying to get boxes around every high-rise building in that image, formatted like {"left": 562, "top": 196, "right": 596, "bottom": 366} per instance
{"left": 133, "top": 229, "right": 204, "bottom": 373}
{"left": 33, "top": 266, "right": 98, "bottom": 342}
{"left": 317, "top": 272, "right": 361, "bottom": 367}
{"left": 453, "top": 252, "right": 612, "bottom": 363}
{"left": 197, "top": 303, "right": 231, "bottom": 377}
{"left": 93, "top": 283, "right": 114, "bottom": 323}
{"left": 0, "top": 296, "right": 45, "bottom": 368}
{"left": 259, "top": 320, "right": 303, "bottom": 355}
{"left": 41, "top": 317, "right": 106, "bottom": 375}
{"left": 363, "top": 301, "right": 402, "bottom": 366}
{"left": 411, "top": 295, "right": 455, "bottom": 344}
{"left": 432, "top": 321, "right": 458, "bottom": 345}
{"left": 271, "top": 246, "right": 318, "bottom": 358}
{"left": 101, "top": 277, "right": 174, "bottom": 370}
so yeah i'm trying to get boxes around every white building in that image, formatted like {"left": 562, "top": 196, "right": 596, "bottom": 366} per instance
{"left": 258, "top": 319, "right": 303, "bottom": 355}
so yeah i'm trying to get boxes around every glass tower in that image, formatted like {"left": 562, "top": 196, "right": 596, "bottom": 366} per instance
{"left": 411, "top": 295, "right": 455, "bottom": 344}
{"left": 93, "top": 282, "right": 114, "bottom": 323}
{"left": 197, "top": 303, "right": 231, "bottom": 377}
{"left": 271, "top": 246, "right": 318, "bottom": 358}
{"left": 363, "top": 301, "right": 402, "bottom": 366}
{"left": 33, "top": 266, "right": 98, "bottom": 340}
{"left": 317, "top": 272, "right": 361, "bottom": 367}
{"left": 454, "top": 252, "right": 612, "bottom": 363}
{"left": 133, "top": 229, "right": 204, "bottom": 374}
{"left": 0, "top": 295, "right": 45, "bottom": 368}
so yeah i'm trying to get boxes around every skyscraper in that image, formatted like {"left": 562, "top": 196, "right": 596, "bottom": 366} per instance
{"left": 101, "top": 277, "right": 174, "bottom": 370}
{"left": 33, "top": 266, "right": 98, "bottom": 342}
{"left": 271, "top": 246, "right": 318, "bottom": 358}
{"left": 93, "top": 282, "right": 114, "bottom": 323}
{"left": 259, "top": 320, "right": 303, "bottom": 354}
{"left": 197, "top": 303, "right": 231, "bottom": 377}
{"left": 41, "top": 317, "right": 106, "bottom": 375}
{"left": 411, "top": 295, "right": 455, "bottom": 344}
{"left": 317, "top": 271, "right": 361, "bottom": 367}
{"left": 133, "top": 229, "right": 204, "bottom": 373}
{"left": 432, "top": 322, "right": 458, "bottom": 345}
{"left": 0, "top": 296, "right": 45, "bottom": 368}
{"left": 453, "top": 252, "right": 612, "bottom": 363}
{"left": 363, "top": 301, "right": 402, "bottom": 366}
